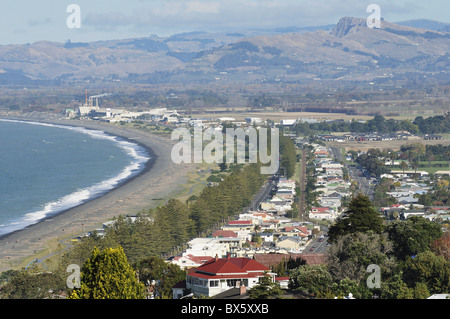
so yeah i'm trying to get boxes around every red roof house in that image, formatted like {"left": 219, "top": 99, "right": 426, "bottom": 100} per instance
{"left": 211, "top": 230, "right": 238, "bottom": 238}
{"left": 185, "top": 257, "right": 274, "bottom": 298}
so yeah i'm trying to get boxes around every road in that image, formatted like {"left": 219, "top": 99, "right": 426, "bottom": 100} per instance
{"left": 329, "top": 146, "right": 374, "bottom": 200}
{"left": 305, "top": 236, "right": 329, "bottom": 253}
{"left": 248, "top": 177, "right": 276, "bottom": 211}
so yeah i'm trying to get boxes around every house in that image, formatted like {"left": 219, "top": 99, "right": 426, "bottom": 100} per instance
{"left": 238, "top": 211, "right": 275, "bottom": 225}
{"left": 314, "top": 150, "right": 329, "bottom": 157}
{"left": 211, "top": 230, "right": 238, "bottom": 238}
{"left": 259, "top": 232, "right": 275, "bottom": 242}
{"left": 279, "top": 226, "right": 311, "bottom": 238}
{"left": 275, "top": 236, "right": 306, "bottom": 251}
{"left": 182, "top": 256, "right": 275, "bottom": 298}
{"left": 275, "top": 277, "right": 290, "bottom": 289}
{"left": 260, "top": 197, "right": 292, "bottom": 212}
{"left": 169, "top": 255, "right": 214, "bottom": 270}
{"left": 184, "top": 238, "right": 229, "bottom": 258}
{"left": 423, "top": 134, "right": 443, "bottom": 140}
{"left": 309, "top": 207, "right": 336, "bottom": 221}
{"left": 222, "top": 220, "right": 254, "bottom": 232}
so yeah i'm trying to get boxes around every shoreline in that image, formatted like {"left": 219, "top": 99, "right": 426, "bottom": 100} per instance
{"left": 0, "top": 118, "right": 155, "bottom": 241}
{"left": 0, "top": 116, "right": 196, "bottom": 272}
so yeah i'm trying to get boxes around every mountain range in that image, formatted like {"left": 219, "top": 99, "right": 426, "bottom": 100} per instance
{"left": 0, "top": 17, "right": 449, "bottom": 88}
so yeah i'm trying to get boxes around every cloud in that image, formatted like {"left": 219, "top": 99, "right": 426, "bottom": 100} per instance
{"left": 27, "top": 17, "right": 52, "bottom": 27}
{"left": 81, "top": 0, "right": 438, "bottom": 35}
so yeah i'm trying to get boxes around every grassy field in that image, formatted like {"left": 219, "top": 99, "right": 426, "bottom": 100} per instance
{"left": 327, "top": 138, "right": 450, "bottom": 152}
{"left": 190, "top": 106, "right": 447, "bottom": 122}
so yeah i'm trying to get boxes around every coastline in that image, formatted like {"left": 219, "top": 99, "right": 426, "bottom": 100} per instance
{"left": 0, "top": 116, "right": 197, "bottom": 272}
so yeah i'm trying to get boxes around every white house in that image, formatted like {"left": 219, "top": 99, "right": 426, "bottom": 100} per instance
{"left": 309, "top": 207, "right": 337, "bottom": 221}
{"left": 169, "top": 255, "right": 214, "bottom": 270}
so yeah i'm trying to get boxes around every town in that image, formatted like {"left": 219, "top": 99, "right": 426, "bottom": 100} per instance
{"left": 68, "top": 104, "right": 450, "bottom": 300}
{"left": 0, "top": 97, "right": 448, "bottom": 300}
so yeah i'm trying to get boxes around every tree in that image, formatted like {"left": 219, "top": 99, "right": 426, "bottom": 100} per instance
{"left": 381, "top": 274, "right": 414, "bottom": 299}
{"left": 0, "top": 268, "right": 66, "bottom": 299}
{"left": 271, "top": 256, "right": 307, "bottom": 277}
{"left": 326, "top": 232, "right": 396, "bottom": 283}
{"left": 288, "top": 264, "right": 333, "bottom": 296}
{"left": 400, "top": 161, "right": 408, "bottom": 173}
{"left": 248, "top": 273, "right": 283, "bottom": 299}
{"left": 279, "top": 136, "right": 297, "bottom": 179}
{"left": 69, "top": 246, "right": 146, "bottom": 299}
{"left": 403, "top": 251, "right": 450, "bottom": 294}
{"left": 328, "top": 278, "right": 372, "bottom": 299}
{"left": 431, "top": 232, "right": 450, "bottom": 261}
{"left": 328, "top": 193, "right": 385, "bottom": 243}
{"left": 385, "top": 216, "right": 443, "bottom": 260}
{"left": 134, "top": 256, "right": 186, "bottom": 299}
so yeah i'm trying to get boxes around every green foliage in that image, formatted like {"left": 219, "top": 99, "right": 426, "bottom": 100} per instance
{"left": 402, "top": 251, "right": 450, "bottom": 294}
{"left": 381, "top": 274, "right": 414, "bottom": 299}
{"left": 413, "top": 113, "right": 450, "bottom": 134}
{"left": 134, "top": 256, "right": 186, "bottom": 299}
{"left": 0, "top": 268, "right": 66, "bottom": 299}
{"left": 373, "top": 178, "right": 398, "bottom": 208}
{"left": 355, "top": 149, "right": 390, "bottom": 177}
{"left": 328, "top": 193, "right": 385, "bottom": 243}
{"left": 327, "top": 232, "right": 397, "bottom": 283}
{"left": 293, "top": 113, "right": 449, "bottom": 135}
{"left": 288, "top": 264, "right": 333, "bottom": 296}
{"left": 271, "top": 256, "right": 306, "bottom": 277}
{"left": 69, "top": 246, "right": 146, "bottom": 299}
{"left": 385, "top": 216, "right": 443, "bottom": 260}
{"left": 327, "top": 278, "right": 372, "bottom": 299}
{"left": 279, "top": 135, "right": 297, "bottom": 179}
{"left": 248, "top": 273, "right": 283, "bottom": 299}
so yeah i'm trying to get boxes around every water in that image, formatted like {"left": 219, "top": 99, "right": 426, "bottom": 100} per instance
{"left": 0, "top": 119, "right": 150, "bottom": 237}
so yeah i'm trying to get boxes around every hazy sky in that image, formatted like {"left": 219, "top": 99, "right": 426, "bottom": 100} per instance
{"left": 1, "top": 0, "right": 449, "bottom": 44}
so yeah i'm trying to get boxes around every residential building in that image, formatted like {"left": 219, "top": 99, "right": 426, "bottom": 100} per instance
{"left": 183, "top": 256, "right": 275, "bottom": 298}
{"left": 169, "top": 255, "right": 214, "bottom": 270}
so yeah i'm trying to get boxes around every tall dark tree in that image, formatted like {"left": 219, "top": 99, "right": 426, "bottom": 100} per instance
{"left": 328, "top": 193, "right": 384, "bottom": 243}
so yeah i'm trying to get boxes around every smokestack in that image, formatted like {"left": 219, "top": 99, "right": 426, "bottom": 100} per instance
{"left": 85, "top": 89, "right": 87, "bottom": 106}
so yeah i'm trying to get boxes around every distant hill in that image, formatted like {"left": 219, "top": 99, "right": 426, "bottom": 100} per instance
{"left": 0, "top": 17, "right": 448, "bottom": 88}
{"left": 395, "top": 19, "right": 450, "bottom": 31}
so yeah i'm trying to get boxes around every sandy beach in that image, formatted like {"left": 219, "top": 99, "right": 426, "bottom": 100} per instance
{"left": 0, "top": 117, "right": 197, "bottom": 272}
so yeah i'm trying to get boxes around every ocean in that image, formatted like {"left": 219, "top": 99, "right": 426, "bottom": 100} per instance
{"left": 0, "top": 119, "right": 150, "bottom": 237}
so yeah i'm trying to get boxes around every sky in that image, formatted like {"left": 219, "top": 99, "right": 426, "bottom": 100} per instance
{"left": 0, "top": 0, "right": 449, "bottom": 45}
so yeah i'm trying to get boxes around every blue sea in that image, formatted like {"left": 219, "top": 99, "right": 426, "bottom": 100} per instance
{"left": 0, "top": 119, "right": 150, "bottom": 237}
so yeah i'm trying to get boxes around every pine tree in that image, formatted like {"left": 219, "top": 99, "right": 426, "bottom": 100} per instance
{"left": 328, "top": 193, "right": 384, "bottom": 243}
